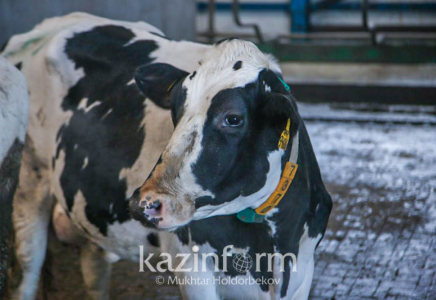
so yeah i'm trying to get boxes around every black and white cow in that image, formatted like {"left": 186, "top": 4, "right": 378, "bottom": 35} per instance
{"left": 129, "top": 40, "right": 333, "bottom": 299}
{"left": 3, "top": 12, "right": 331, "bottom": 300}
{"left": 0, "top": 56, "right": 28, "bottom": 297}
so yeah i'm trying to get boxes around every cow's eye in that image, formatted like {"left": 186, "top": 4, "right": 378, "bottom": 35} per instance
{"left": 224, "top": 115, "right": 244, "bottom": 127}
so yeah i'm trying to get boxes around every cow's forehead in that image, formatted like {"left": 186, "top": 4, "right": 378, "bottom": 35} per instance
{"left": 181, "top": 40, "right": 280, "bottom": 115}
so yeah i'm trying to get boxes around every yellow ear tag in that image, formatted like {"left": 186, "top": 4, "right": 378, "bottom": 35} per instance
{"left": 278, "top": 119, "right": 291, "bottom": 150}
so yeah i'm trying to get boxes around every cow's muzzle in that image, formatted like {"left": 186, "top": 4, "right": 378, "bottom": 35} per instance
{"left": 129, "top": 188, "right": 194, "bottom": 231}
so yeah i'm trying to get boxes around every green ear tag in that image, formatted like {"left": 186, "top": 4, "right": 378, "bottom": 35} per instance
{"left": 237, "top": 209, "right": 265, "bottom": 223}
{"left": 278, "top": 77, "right": 290, "bottom": 91}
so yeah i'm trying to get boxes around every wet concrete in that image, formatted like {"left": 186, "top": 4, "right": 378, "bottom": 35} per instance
{"left": 29, "top": 120, "right": 436, "bottom": 300}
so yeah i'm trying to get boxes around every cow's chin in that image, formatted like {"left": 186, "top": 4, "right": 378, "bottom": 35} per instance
{"left": 135, "top": 214, "right": 193, "bottom": 232}
{"left": 151, "top": 218, "right": 191, "bottom": 232}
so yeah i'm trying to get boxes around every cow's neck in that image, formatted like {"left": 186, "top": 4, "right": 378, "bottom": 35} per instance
{"left": 237, "top": 119, "right": 299, "bottom": 224}
{"left": 267, "top": 123, "right": 324, "bottom": 254}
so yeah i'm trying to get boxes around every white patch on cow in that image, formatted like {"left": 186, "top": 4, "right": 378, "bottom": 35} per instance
{"left": 52, "top": 148, "right": 67, "bottom": 205}
{"left": 127, "top": 78, "right": 135, "bottom": 85}
{"left": 263, "top": 81, "right": 271, "bottom": 93}
{"left": 82, "top": 156, "right": 88, "bottom": 169}
{"left": 77, "top": 97, "right": 88, "bottom": 110}
{"left": 150, "top": 40, "right": 211, "bottom": 73}
{"left": 265, "top": 207, "right": 279, "bottom": 237}
{"left": 181, "top": 40, "right": 280, "bottom": 113}
{"left": 228, "top": 246, "right": 250, "bottom": 255}
{"left": 106, "top": 220, "right": 161, "bottom": 261}
{"left": 194, "top": 149, "right": 284, "bottom": 219}
{"left": 286, "top": 224, "right": 322, "bottom": 300}
{"left": 0, "top": 56, "right": 28, "bottom": 162}
{"left": 101, "top": 108, "right": 113, "bottom": 120}
{"left": 157, "top": 109, "right": 215, "bottom": 203}
{"left": 105, "top": 251, "right": 121, "bottom": 263}
{"left": 118, "top": 99, "right": 174, "bottom": 197}
{"left": 78, "top": 97, "right": 101, "bottom": 113}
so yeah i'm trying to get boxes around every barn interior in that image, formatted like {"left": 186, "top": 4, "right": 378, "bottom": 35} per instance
{"left": 1, "top": 0, "right": 435, "bottom": 299}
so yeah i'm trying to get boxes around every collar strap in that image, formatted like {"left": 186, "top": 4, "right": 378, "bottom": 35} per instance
{"left": 237, "top": 119, "right": 299, "bottom": 223}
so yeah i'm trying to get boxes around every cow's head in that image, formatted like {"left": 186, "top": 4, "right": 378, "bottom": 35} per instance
{"left": 129, "top": 39, "right": 301, "bottom": 230}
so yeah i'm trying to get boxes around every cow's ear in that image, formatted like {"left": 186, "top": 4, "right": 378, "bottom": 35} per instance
{"left": 260, "top": 69, "right": 290, "bottom": 95}
{"left": 260, "top": 69, "right": 299, "bottom": 133}
{"left": 262, "top": 92, "right": 295, "bottom": 132}
{"left": 135, "top": 63, "right": 189, "bottom": 109}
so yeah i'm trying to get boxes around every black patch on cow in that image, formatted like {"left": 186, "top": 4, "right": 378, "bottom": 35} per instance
{"left": 189, "top": 71, "right": 196, "bottom": 80}
{"left": 147, "top": 232, "right": 160, "bottom": 247}
{"left": 135, "top": 63, "right": 188, "bottom": 109}
{"left": 15, "top": 62, "right": 22, "bottom": 70}
{"left": 149, "top": 31, "right": 170, "bottom": 40}
{"left": 170, "top": 85, "right": 187, "bottom": 126}
{"left": 233, "top": 61, "right": 242, "bottom": 71}
{"left": 0, "top": 138, "right": 24, "bottom": 292}
{"left": 193, "top": 83, "right": 274, "bottom": 209}
{"left": 175, "top": 226, "right": 190, "bottom": 244}
{"left": 56, "top": 25, "right": 160, "bottom": 235}
{"left": 180, "top": 216, "right": 274, "bottom": 291}
{"left": 215, "top": 37, "right": 238, "bottom": 45}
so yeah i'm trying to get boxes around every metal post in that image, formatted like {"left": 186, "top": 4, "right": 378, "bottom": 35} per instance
{"left": 290, "top": 0, "right": 310, "bottom": 33}
{"left": 362, "top": 0, "right": 368, "bottom": 30}
{"left": 208, "top": 0, "right": 215, "bottom": 43}
{"left": 231, "top": 0, "right": 264, "bottom": 43}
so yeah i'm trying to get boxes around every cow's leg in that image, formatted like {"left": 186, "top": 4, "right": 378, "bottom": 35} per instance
{"left": 80, "top": 242, "right": 113, "bottom": 300}
{"left": 12, "top": 179, "right": 52, "bottom": 299}
{"left": 12, "top": 193, "right": 52, "bottom": 300}
{"left": 286, "top": 227, "right": 322, "bottom": 300}
{"left": 10, "top": 136, "right": 52, "bottom": 300}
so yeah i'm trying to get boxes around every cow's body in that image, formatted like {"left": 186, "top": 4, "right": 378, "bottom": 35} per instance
{"left": 4, "top": 13, "right": 331, "bottom": 300}
{"left": 0, "top": 56, "right": 28, "bottom": 297}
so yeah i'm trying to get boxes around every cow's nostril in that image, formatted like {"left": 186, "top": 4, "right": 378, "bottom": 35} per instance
{"left": 143, "top": 199, "right": 163, "bottom": 218}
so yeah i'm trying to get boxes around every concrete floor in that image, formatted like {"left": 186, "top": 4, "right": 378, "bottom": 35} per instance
{"left": 26, "top": 108, "right": 436, "bottom": 300}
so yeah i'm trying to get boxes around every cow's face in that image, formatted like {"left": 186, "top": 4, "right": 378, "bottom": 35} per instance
{"left": 129, "top": 39, "right": 299, "bottom": 230}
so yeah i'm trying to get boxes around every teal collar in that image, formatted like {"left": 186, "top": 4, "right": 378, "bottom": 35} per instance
{"left": 237, "top": 208, "right": 265, "bottom": 223}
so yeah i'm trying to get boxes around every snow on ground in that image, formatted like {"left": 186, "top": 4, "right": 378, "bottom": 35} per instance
{"left": 307, "top": 118, "right": 436, "bottom": 299}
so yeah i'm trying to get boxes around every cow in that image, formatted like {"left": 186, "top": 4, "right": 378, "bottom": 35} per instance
{"left": 0, "top": 56, "right": 28, "bottom": 298}
{"left": 3, "top": 12, "right": 331, "bottom": 300}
